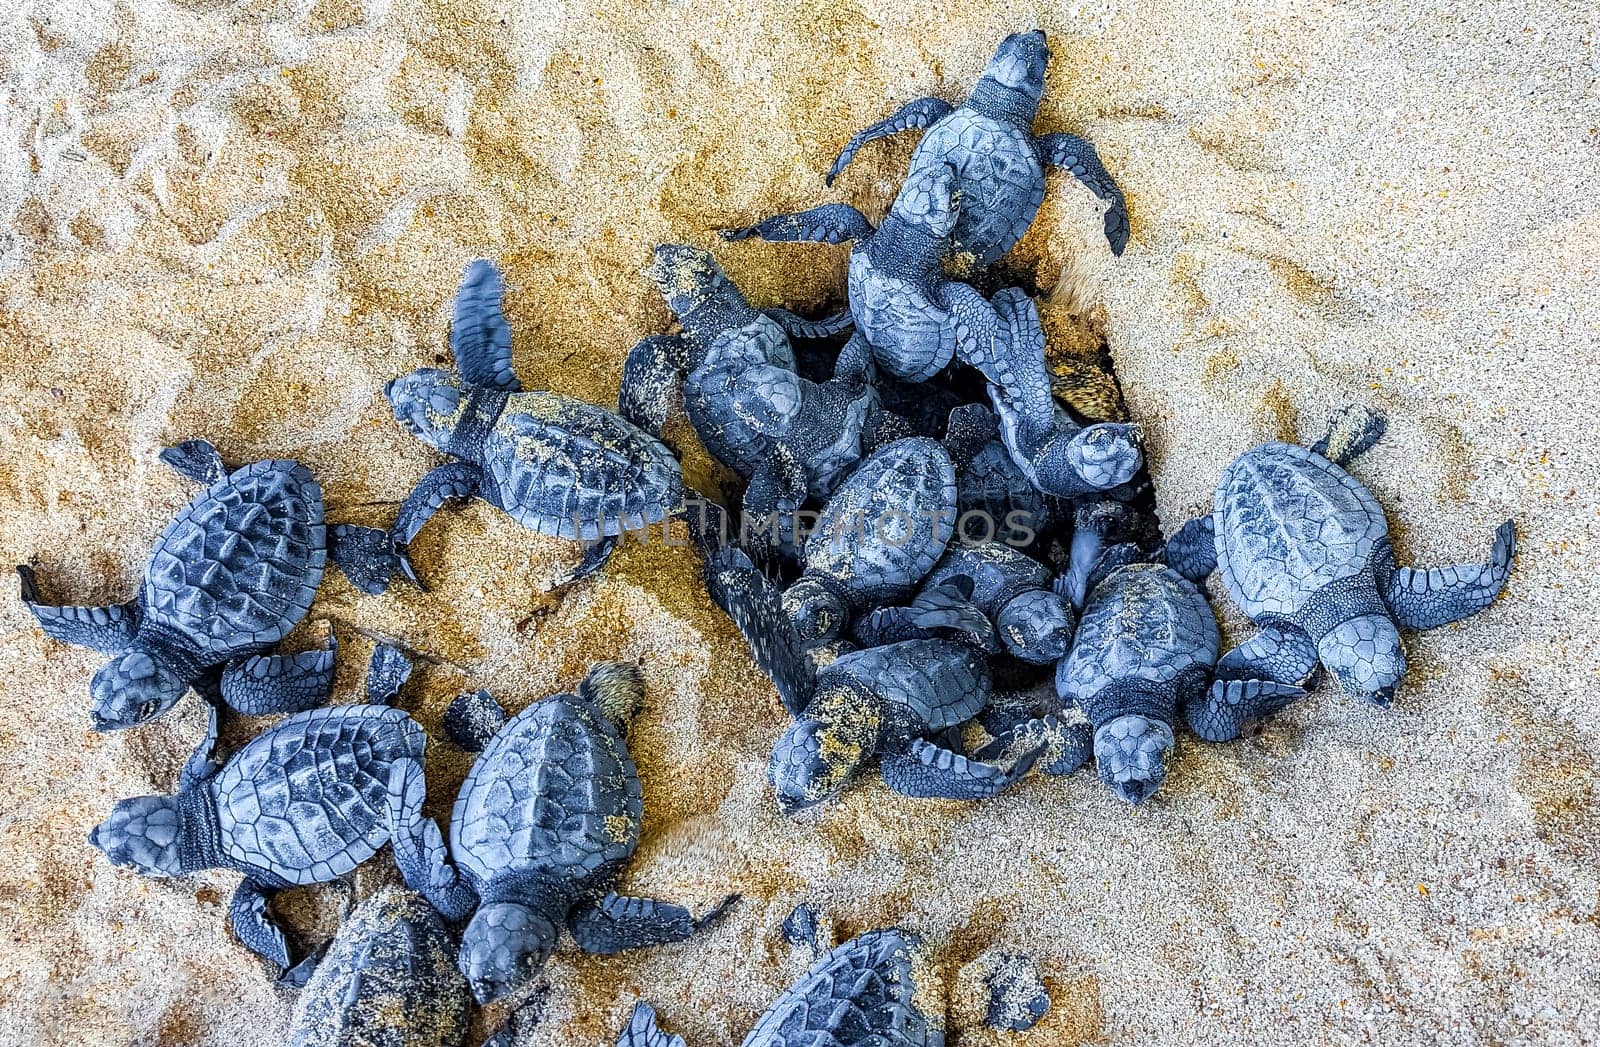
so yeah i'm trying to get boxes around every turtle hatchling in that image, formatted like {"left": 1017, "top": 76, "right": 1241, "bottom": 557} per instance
{"left": 1163, "top": 406, "right": 1517, "bottom": 738}
{"left": 386, "top": 259, "right": 686, "bottom": 585}
{"left": 826, "top": 29, "right": 1128, "bottom": 260}
{"left": 18, "top": 438, "right": 398, "bottom": 734}
{"left": 287, "top": 887, "right": 470, "bottom": 1047}
{"left": 393, "top": 660, "right": 734, "bottom": 1004}
{"left": 623, "top": 928, "right": 945, "bottom": 1047}
{"left": 1056, "top": 562, "right": 1303, "bottom": 803}
{"left": 623, "top": 245, "right": 881, "bottom": 529}
{"left": 723, "top": 165, "right": 1058, "bottom": 427}
{"left": 87, "top": 686, "right": 442, "bottom": 977}
{"left": 708, "top": 547, "right": 1072, "bottom": 811}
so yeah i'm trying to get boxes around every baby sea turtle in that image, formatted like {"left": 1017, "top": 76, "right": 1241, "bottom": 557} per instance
{"left": 707, "top": 547, "right": 1067, "bottom": 811}
{"left": 723, "top": 166, "right": 1056, "bottom": 430}
{"left": 18, "top": 439, "right": 398, "bottom": 733}
{"left": 1056, "top": 563, "right": 1303, "bottom": 803}
{"left": 859, "top": 541, "right": 1075, "bottom": 665}
{"left": 386, "top": 259, "right": 686, "bottom": 585}
{"left": 395, "top": 661, "right": 733, "bottom": 1004}
{"left": 781, "top": 436, "right": 958, "bottom": 646}
{"left": 286, "top": 887, "right": 470, "bottom": 1047}
{"left": 623, "top": 928, "right": 944, "bottom": 1047}
{"left": 826, "top": 30, "right": 1128, "bottom": 260}
{"left": 1163, "top": 406, "right": 1517, "bottom": 737}
{"left": 622, "top": 245, "right": 881, "bottom": 529}
{"left": 87, "top": 672, "right": 440, "bottom": 977}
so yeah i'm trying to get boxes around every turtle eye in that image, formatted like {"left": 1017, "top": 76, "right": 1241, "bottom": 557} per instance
{"left": 139, "top": 699, "right": 158, "bottom": 721}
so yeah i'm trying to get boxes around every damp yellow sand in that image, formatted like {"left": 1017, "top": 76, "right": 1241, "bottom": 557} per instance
{"left": 3, "top": 1, "right": 1598, "bottom": 1045}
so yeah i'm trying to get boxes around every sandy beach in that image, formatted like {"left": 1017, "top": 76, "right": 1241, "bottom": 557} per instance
{"left": 2, "top": 0, "right": 1598, "bottom": 1043}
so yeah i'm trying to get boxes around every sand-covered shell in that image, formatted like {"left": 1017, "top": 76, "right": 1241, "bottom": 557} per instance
{"left": 804, "top": 438, "right": 957, "bottom": 606}
{"left": 1215, "top": 442, "right": 1388, "bottom": 618}
{"left": 143, "top": 459, "right": 327, "bottom": 659}
{"left": 821, "top": 639, "right": 989, "bottom": 733}
{"left": 1056, "top": 564, "right": 1218, "bottom": 703}
{"left": 741, "top": 928, "right": 945, "bottom": 1047}
{"left": 288, "top": 887, "right": 470, "bottom": 1047}
{"left": 482, "top": 391, "right": 683, "bottom": 540}
{"left": 450, "top": 694, "right": 642, "bottom": 889}
{"left": 211, "top": 705, "right": 426, "bottom": 885}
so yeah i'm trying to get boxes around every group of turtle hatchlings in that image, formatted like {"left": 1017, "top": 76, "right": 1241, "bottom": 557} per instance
{"left": 20, "top": 31, "right": 1516, "bottom": 1047}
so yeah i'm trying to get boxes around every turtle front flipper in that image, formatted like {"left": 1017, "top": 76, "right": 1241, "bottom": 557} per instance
{"left": 385, "top": 761, "right": 478, "bottom": 923}
{"left": 764, "top": 306, "right": 855, "bottom": 341}
{"left": 559, "top": 536, "right": 621, "bottom": 588}
{"left": 389, "top": 461, "right": 485, "bottom": 587}
{"left": 451, "top": 259, "right": 521, "bottom": 391}
{"left": 1309, "top": 403, "right": 1387, "bottom": 466}
{"left": 159, "top": 439, "right": 228, "bottom": 485}
{"left": 178, "top": 695, "right": 224, "bottom": 790}
{"left": 229, "top": 878, "right": 295, "bottom": 974}
{"left": 1035, "top": 132, "right": 1129, "bottom": 255}
{"left": 328, "top": 523, "right": 405, "bottom": 595}
{"left": 1186, "top": 678, "right": 1309, "bottom": 743}
{"left": 620, "top": 335, "right": 694, "bottom": 439}
{"left": 940, "top": 284, "right": 1054, "bottom": 434}
{"left": 614, "top": 1002, "right": 686, "bottom": 1047}
{"left": 444, "top": 689, "right": 506, "bottom": 751}
{"left": 16, "top": 565, "right": 139, "bottom": 653}
{"left": 742, "top": 445, "right": 808, "bottom": 567}
{"left": 365, "top": 642, "right": 414, "bottom": 706}
{"left": 568, "top": 891, "right": 737, "bottom": 954}
{"left": 1377, "top": 520, "right": 1516, "bottom": 631}
{"left": 825, "top": 96, "right": 953, "bottom": 185}
{"left": 853, "top": 580, "right": 997, "bottom": 652}
{"left": 219, "top": 631, "right": 337, "bottom": 716}
{"left": 1159, "top": 515, "right": 1218, "bottom": 582}
{"left": 881, "top": 725, "right": 1048, "bottom": 801}
{"left": 721, "top": 203, "right": 875, "bottom": 244}
{"left": 705, "top": 546, "right": 815, "bottom": 716}
{"left": 1216, "top": 624, "right": 1322, "bottom": 689}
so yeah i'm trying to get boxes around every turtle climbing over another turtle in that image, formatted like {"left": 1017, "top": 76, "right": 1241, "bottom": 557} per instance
{"left": 1162, "top": 405, "right": 1517, "bottom": 739}
{"left": 857, "top": 540, "right": 1076, "bottom": 665}
{"left": 622, "top": 245, "right": 883, "bottom": 536}
{"left": 385, "top": 259, "right": 689, "bottom": 586}
{"left": 707, "top": 547, "right": 1076, "bottom": 811}
{"left": 87, "top": 653, "right": 443, "bottom": 979}
{"left": 18, "top": 438, "right": 399, "bottom": 735}
{"left": 1056, "top": 562, "right": 1304, "bottom": 803}
{"left": 825, "top": 29, "right": 1129, "bottom": 261}
{"left": 391, "top": 661, "right": 734, "bottom": 1004}
{"left": 722, "top": 165, "right": 1059, "bottom": 432}
{"left": 622, "top": 928, "right": 946, "bottom": 1047}
{"left": 287, "top": 887, "right": 470, "bottom": 1047}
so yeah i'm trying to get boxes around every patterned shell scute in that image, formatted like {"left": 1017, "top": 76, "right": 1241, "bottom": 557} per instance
{"left": 484, "top": 392, "right": 683, "bottom": 540}
{"left": 956, "top": 440, "right": 1063, "bottom": 527}
{"left": 450, "top": 695, "right": 642, "bottom": 888}
{"left": 683, "top": 318, "right": 795, "bottom": 477}
{"left": 922, "top": 542, "right": 1050, "bottom": 612}
{"left": 287, "top": 887, "right": 469, "bottom": 1047}
{"left": 915, "top": 112, "right": 1044, "bottom": 266}
{"left": 823, "top": 639, "right": 988, "bottom": 731}
{"left": 1215, "top": 443, "right": 1389, "bottom": 618}
{"left": 806, "top": 438, "right": 957, "bottom": 605}
{"left": 848, "top": 254, "right": 952, "bottom": 383}
{"left": 142, "top": 460, "right": 327, "bottom": 658}
{"left": 1057, "top": 564, "right": 1220, "bottom": 702}
{"left": 741, "top": 929, "right": 943, "bottom": 1047}
{"left": 212, "top": 705, "right": 425, "bottom": 885}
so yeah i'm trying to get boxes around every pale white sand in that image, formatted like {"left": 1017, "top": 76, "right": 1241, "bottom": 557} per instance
{"left": 2, "top": 0, "right": 1597, "bottom": 1044}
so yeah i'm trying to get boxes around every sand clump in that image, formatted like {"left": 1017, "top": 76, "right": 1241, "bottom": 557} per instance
{"left": 3, "top": 1, "right": 1599, "bottom": 1045}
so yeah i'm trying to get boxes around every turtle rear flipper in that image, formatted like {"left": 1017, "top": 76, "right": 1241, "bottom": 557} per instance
{"left": 568, "top": 892, "right": 736, "bottom": 954}
{"left": 1378, "top": 520, "right": 1516, "bottom": 631}
{"left": 16, "top": 566, "right": 139, "bottom": 653}
{"left": 451, "top": 259, "right": 520, "bottom": 392}
{"left": 614, "top": 1002, "right": 687, "bottom": 1047}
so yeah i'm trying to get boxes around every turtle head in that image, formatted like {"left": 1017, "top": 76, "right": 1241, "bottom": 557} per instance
{"left": 889, "top": 163, "right": 960, "bottom": 240}
{"left": 997, "top": 589, "right": 1076, "bottom": 664}
{"left": 731, "top": 363, "right": 802, "bottom": 436}
{"left": 90, "top": 652, "right": 188, "bottom": 731}
{"left": 1066, "top": 423, "right": 1143, "bottom": 491}
{"left": 647, "top": 244, "right": 745, "bottom": 336}
{"left": 1319, "top": 615, "right": 1405, "bottom": 708}
{"left": 768, "top": 684, "right": 881, "bottom": 815}
{"left": 782, "top": 575, "right": 849, "bottom": 647}
{"left": 1094, "top": 714, "right": 1175, "bottom": 804}
{"left": 386, "top": 367, "right": 471, "bottom": 453}
{"left": 975, "top": 30, "right": 1050, "bottom": 113}
{"left": 89, "top": 794, "right": 184, "bottom": 877}
{"left": 458, "top": 902, "right": 559, "bottom": 1005}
